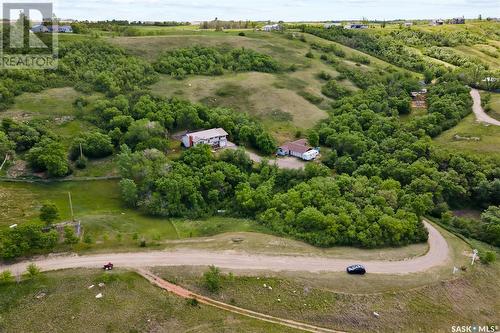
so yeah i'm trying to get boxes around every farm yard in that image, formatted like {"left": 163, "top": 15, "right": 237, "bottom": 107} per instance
{"left": 0, "top": 14, "right": 499, "bottom": 333}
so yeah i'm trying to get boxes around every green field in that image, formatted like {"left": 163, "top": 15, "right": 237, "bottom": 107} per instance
{"left": 434, "top": 114, "right": 500, "bottom": 156}
{"left": 0, "top": 269, "right": 295, "bottom": 333}
{"left": 0, "top": 180, "right": 274, "bottom": 251}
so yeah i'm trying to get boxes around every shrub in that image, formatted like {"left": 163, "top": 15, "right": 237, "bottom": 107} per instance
{"left": 0, "top": 270, "right": 14, "bottom": 284}
{"left": 481, "top": 251, "right": 496, "bottom": 265}
{"left": 186, "top": 298, "right": 199, "bottom": 306}
{"left": 25, "top": 263, "right": 41, "bottom": 278}
{"left": 64, "top": 226, "right": 79, "bottom": 245}
{"left": 69, "top": 131, "right": 114, "bottom": 160}
{"left": 321, "top": 80, "right": 350, "bottom": 99}
{"left": 203, "top": 265, "right": 222, "bottom": 292}
{"left": 75, "top": 155, "right": 88, "bottom": 169}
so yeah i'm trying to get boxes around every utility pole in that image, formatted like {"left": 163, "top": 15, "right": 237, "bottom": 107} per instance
{"left": 68, "top": 192, "right": 74, "bottom": 221}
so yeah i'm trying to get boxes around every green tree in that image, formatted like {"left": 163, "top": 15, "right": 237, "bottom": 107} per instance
{"left": 119, "top": 178, "right": 138, "bottom": 207}
{"left": 40, "top": 202, "right": 59, "bottom": 226}
{"left": 27, "top": 138, "right": 69, "bottom": 177}
{"left": 307, "top": 130, "right": 319, "bottom": 147}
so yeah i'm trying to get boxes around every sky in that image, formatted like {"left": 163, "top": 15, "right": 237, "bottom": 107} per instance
{"left": 9, "top": 0, "right": 500, "bottom": 22}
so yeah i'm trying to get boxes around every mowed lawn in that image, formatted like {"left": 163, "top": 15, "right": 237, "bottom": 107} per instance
{"left": 0, "top": 269, "right": 295, "bottom": 333}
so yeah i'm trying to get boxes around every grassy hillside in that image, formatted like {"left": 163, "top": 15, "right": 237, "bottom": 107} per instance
{"left": 109, "top": 30, "right": 407, "bottom": 141}
{"left": 0, "top": 269, "right": 295, "bottom": 333}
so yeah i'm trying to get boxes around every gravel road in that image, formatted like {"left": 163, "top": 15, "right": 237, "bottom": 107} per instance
{"left": 1, "top": 221, "right": 449, "bottom": 275}
{"left": 470, "top": 88, "right": 500, "bottom": 126}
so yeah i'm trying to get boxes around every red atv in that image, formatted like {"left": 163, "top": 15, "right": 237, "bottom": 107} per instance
{"left": 103, "top": 262, "right": 114, "bottom": 271}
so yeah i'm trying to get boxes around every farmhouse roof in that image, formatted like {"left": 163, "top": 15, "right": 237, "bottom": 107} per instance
{"left": 279, "top": 139, "right": 312, "bottom": 154}
{"left": 188, "top": 128, "right": 228, "bottom": 140}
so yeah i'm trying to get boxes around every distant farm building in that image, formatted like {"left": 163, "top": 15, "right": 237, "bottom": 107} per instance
{"left": 277, "top": 139, "right": 319, "bottom": 161}
{"left": 56, "top": 25, "right": 73, "bottom": 33}
{"left": 182, "top": 128, "right": 228, "bottom": 149}
{"left": 31, "top": 24, "right": 73, "bottom": 33}
{"left": 262, "top": 24, "right": 282, "bottom": 32}
{"left": 411, "top": 89, "right": 427, "bottom": 108}
{"left": 344, "top": 23, "right": 368, "bottom": 29}
{"left": 31, "top": 24, "right": 49, "bottom": 32}
{"left": 429, "top": 19, "right": 444, "bottom": 26}
{"left": 404, "top": 22, "right": 413, "bottom": 27}
{"left": 324, "top": 22, "right": 342, "bottom": 28}
{"left": 451, "top": 17, "right": 465, "bottom": 24}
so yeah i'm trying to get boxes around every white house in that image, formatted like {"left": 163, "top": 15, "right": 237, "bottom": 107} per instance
{"left": 262, "top": 24, "right": 282, "bottom": 32}
{"left": 182, "top": 128, "right": 228, "bottom": 149}
{"left": 31, "top": 24, "right": 49, "bottom": 33}
{"left": 277, "top": 139, "right": 319, "bottom": 161}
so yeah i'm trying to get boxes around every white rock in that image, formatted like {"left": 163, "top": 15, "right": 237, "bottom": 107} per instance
{"left": 95, "top": 293, "right": 103, "bottom": 299}
{"left": 277, "top": 298, "right": 281, "bottom": 302}
{"left": 268, "top": 286, "right": 272, "bottom": 290}
{"left": 373, "top": 312, "right": 380, "bottom": 318}
{"left": 263, "top": 284, "right": 267, "bottom": 288}
{"left": 98, "top": 283, "right": 105, "bottom": 288}
{"left": 88, "top": 285, "right": 95, "bottom": 289}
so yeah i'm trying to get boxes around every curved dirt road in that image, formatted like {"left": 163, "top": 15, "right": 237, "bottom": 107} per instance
{"left": 0, "top": 221, "right": 449, "bottom": 275}
{"left": 470, "top": 88, "right": 500, "bottom": 126}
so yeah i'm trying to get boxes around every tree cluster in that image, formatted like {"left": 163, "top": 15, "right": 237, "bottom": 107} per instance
{"left": 58, "top": 40, "right": 158, "bottom": 95}
{"left": 154, "top": 46, "right": 281, "bottom": 79}
{"left": 0, "top": 224, "right": 58, "bottom": 260}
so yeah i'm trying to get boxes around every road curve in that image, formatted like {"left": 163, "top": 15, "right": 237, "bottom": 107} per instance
{"left": 470, "top": 88, "right": 500, "bottom": 126}
{"left": 0, "top": 221, "right": 449, "bottom": 275}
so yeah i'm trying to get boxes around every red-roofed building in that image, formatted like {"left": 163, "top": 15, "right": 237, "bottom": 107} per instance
{"left": 277, "top": 139, "right": 319, "bottom": 161}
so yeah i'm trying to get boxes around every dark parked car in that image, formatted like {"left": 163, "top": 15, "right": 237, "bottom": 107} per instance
{"left": 346, "top": 264, "right": 366, "bottom": 275}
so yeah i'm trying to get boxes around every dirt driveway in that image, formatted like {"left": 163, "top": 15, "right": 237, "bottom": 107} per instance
{"left": 226, "top": 142, "right": 306, "bottom": 169}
